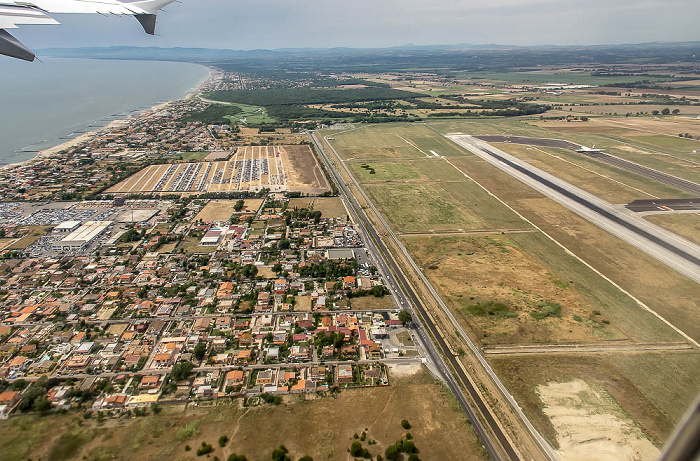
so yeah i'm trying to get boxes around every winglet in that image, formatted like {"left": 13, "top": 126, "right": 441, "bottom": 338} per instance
{"left": 129, "top": 0, "right": 176, "bottom": 35}
{"left": 135, "top": 14, "right": 157, "bottom": 35}
{"left": 0, "top": 29, "right": 35, "bottom": 62}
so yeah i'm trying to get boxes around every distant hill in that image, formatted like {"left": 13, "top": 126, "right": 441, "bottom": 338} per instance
{"left": 38, "top": 42, "right": 700, "bottom": 72}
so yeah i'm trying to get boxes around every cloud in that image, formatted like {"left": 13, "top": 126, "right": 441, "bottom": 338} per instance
{"left": 12, "top": 0, "right": 700, "bottom": 50}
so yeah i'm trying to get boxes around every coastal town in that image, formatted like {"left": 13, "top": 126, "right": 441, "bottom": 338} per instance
{"left": 0, "top": 73, "right": 419, "bottom": 420}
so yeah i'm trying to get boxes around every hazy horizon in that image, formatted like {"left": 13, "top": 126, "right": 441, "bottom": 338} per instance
{"left": 8, "top": 0, "right": 700, "bottom": 53}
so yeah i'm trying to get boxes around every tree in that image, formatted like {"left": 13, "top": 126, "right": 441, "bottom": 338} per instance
{"left": 652, "top": 110, "right": 660, "bottom": 115}
{"left": 228, "top": 455, "right": 248, "bottom": 461}
{"left": 385, "top": 445, "right": 400, "bottom": 461}
{"left": 398, "top": 311, "right": 412, "bottom": 326}
{"left": 350, "top": 441, "right": 364, "bottom": 457}
{"left": 401, "top": 419, "right": 411, "bottom": 429}
{"left": 661, "top": 108, "right": 671, "bottom": 115}
{"left": 672, "top": 108, "right": 680, "bottom": 115}
{"left": 193, "top": 342, "right": 207, "bottom": 361}
{"left": 170, "top": 361, "right": 195, "bottom": 381}
{"left": 271, "top": 445, "right": 291, "bottom": 461}
{"left": 219, "top": 435, "right": 229, "bottom": 447}
{"left": 298, "top": 457, "right": 314, "bottom": 461}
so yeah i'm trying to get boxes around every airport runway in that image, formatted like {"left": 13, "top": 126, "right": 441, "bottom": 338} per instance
{"left": 477, "top": 135, "right": 700, "bottom": 196}
{"left": 449, "top": 135, "right": 700, "bottom": 285}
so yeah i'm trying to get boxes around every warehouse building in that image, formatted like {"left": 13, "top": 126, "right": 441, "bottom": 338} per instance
{"left": 54, "top": 220, "right": 81, "bottom": 233}
{"left": 53, "top": 221, "right": 112, "bottom": 251}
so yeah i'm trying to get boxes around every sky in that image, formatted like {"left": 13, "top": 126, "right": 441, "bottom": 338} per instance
{"left": 11, "top": 0, "right": 700, "bottom": 51}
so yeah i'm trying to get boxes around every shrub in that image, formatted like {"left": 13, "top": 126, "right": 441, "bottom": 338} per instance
{"left": 228, "top": 455, "right": 248, "bottom": 461}
{"left": 176, "top": 421, "right": 200, "bottom": 441}
{"left": 196, "top": 442, "right": 214, "bottom": 456}
{"left": 530, "top": 302, "right": 562, "bottom": 320}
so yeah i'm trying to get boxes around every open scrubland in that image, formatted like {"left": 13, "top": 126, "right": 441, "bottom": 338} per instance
{"left": 0, "top": 367, "right": 486, "bottom": 461}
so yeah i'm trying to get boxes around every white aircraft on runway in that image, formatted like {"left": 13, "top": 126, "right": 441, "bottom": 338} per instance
{"left": 0, "top": 0, "right": 176, "bottom": 62}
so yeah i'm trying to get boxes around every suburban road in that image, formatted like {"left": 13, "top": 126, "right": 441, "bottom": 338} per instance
{"left": 310, "top": 131, "right": 556, "bottom": 461}
{"left": 448, "top": 135, "right": 700, "bottom": 285}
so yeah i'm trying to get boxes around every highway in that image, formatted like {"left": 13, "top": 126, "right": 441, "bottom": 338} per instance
{"left": 448, "top": 135, "right": 700, "bottom": 285}
{"left": 310, "top": 131, "right": 538, "bottom": 461}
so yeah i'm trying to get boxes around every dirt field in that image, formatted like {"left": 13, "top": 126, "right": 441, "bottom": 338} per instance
{"left": 538, "top": 380, "right": 659, "bottom": 461}
{"left": 288, "top": 197, "right": 347, "bottom": 218}
{"left": 108, "top": 145, "right": 330, "bottom": 196}
{"left": 489, "top": 355, "right": 677, "bottom": 450}
{"left": 194, "top": 199, "right": 263, "bottom": 223}
{"left": 0, "top": 367, "right": 487, "bottom": 461}
{"left": 644, "top": 212, "right": 700, "bottom": 245}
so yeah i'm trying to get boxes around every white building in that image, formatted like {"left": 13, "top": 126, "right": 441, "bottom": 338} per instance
{"left": 54, "top": 220, "right": 81, "bottom": 233}
{"left": 53, "top": 221, "right": 112, "bottom": 251}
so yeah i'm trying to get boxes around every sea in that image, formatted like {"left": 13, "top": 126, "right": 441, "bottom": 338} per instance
{"left": 0, "top": 58, "right": 210, "bottom": 165}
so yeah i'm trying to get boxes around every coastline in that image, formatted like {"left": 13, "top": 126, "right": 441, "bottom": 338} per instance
{"left": 1, "top": 63, "right": 214, "bottom": 171}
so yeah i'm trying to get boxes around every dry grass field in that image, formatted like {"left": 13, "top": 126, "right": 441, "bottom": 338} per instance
{"left": 491, "top": 143, "right": 693, "bottom": 202}
{"left": 287, "top": 197, "right": 347, "bottom": 218}
{"left": 194, "top": 199, "right": 263, "bottom": 223}
{"left": 489, "top": 354, "right": 680, "bottom": 451}
{"left": 644, "top": 212, "right": 700, "bottom": 245}
{"left": 404, "top": 234, "right": 632, "bottom": 345}
{"left": 7, "top": 226, "right": 52, "bottom": 250}
{"left": 448, "top": 153, "right": 699, "bottom": 343}
{"left": 0, "top": 368, "right": 487, "bottom": 461}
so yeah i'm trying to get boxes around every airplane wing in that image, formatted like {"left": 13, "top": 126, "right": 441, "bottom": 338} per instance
{"left": 0, "top": 0, "right": 177, "bottom": 62}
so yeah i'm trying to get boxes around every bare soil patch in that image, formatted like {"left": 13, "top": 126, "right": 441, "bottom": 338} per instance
{"left": 538, "top": 379, "right": 659, "bottom": 461}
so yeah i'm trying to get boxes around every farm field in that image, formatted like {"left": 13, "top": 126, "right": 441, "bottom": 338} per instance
{"left": 644, "top": 212, "right": 700, "bottom": 246}
{"left": 0, "top": 367, "right": 487, "bottom": 461}
{"left": 108, "top": 145, "right": 329, "bottom": 196}
{"left": 456, "top": 70, "right": 673, "bottom": 86}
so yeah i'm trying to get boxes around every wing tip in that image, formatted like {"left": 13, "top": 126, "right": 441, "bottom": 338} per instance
{"left": 0, "top": 29, "right": 35, "bottom": 62}
{"left": 135, "top": 14, "right": 157, "bottom": 35}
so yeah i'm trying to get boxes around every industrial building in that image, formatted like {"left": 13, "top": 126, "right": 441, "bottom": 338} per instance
{"left": 200, "top": 228, "right": 223, "bottom": 246}
{"left": 53, "top": 221, "right": 112, "bottom": 251}
{"left": 54, "top": 220, "right": 81, "bottom": 233}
